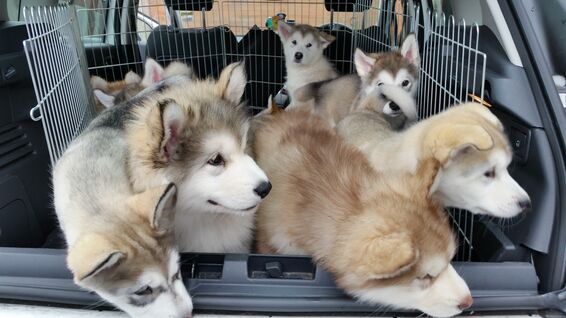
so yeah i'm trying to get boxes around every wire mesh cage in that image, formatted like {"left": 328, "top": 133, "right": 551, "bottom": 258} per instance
{"left": 23, "top": 5, "right": 97, "bottom": 164}
{"left": 23, "top": 0, "right": 488, "bottom": 262}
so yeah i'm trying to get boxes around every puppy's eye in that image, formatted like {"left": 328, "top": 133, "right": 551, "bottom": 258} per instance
{"left": 207, "top": 154, "right": 225, "bottom": 166}
{"left": 134, "top": 286, "right": 153, "bottom": 296}
{"left": 377, "top": 82, "right": 384, "bottom": 87}
{"left": 402, "top": 80, "right": 411, "bottom": 87}
{"left": 291, "top": 40, "right": 297, "bottom": 45}
{"left": 484, "top": 168, "right": 496, "bottom": 178}
{"left": 306, "top": 43, "right": 312, "bottom": 48}
{"left": 173, "top": 269, "right": 181, "bottom": 281}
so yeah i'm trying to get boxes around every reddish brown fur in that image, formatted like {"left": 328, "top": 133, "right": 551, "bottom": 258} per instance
{"left": 253, "top": 109, "right": 456, "bottom": 292}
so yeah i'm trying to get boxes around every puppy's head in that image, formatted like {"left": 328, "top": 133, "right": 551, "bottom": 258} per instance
{"left": 92, "top": 58, "right": 194, "bottom": 110}
{"left": 425, "top": 104, "right": 531, "bottom": 218}
{"left": 128, "top": 62, "right": 271, "bottom": 216}
{"left": 277, "top": 22, "right": 335, "bottom": 67}
{"left": 354, "top": 34, "right": 420, "bottom": 98}
{"left": 339, "top": 205, "right": 470, "bottom": 317}
{"left": 67, "top": 184, "right": 193, "bottom": 318}
{"left": 353, "top": 35, "right": 420, "bottom": 126}
{"left": 91, "top": 71, "right": 142, "bottom": 110}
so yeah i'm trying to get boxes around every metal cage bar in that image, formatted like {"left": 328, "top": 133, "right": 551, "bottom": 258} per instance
{"left": 23, "top": 5, "right": 96, "bottom": 165}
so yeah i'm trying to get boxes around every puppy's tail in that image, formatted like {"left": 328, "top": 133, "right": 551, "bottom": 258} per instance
{"left": 267, "top": 94, "right": 284, "bottom": 114}
{"left": 380, "top": 84, "right": 418, "bottom": 122}
{"left": 255, "top": 95, "right": 284, "bottom": 118}
{"left": 164, "top": 61, "right": 195, "bottom": 79}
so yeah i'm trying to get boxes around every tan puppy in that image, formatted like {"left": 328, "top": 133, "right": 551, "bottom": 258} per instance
{"left": 253, "top": 109, "right": 475, "bottom": 317}
{"left": 336, "top": 102, "right": 531, "bottom": 218}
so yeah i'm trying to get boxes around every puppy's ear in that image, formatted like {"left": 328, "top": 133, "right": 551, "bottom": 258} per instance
{"left": 318, "top": 31, "right": 335, "bottom": 49}
{"left": 158, "top": 100, "right": 187, "bottom": 162}
{"left": 93, "top": 89, "right": 115, "bottom": 108}
{"left": 341, "top": 229, "right": 418, "bottom": 280}
{"left": 400, "top": 33, "right": 420, "bottom": 67}
{"left": 277, "top": 21, "right": 293, "bottom": 40}
{"left": 90, "top": 75, "right": 108, "bottom": 91}
{"left": 354, "top": 49, "right": 376, "bottom": 78}
{"left": 67, "top": 234, "right": 125, "bottom": 284}
{"left": 217, "top": 61, "right": 247, "bottom": 104}
{"left": 127, "top": 183, "right": 177, "bottom": 233}
{"left": 124, "top": 71, "right": 142, "bottom": 85}
{"left": 426, "top": 123, "right": 494, "bottom": 164}
{"left": 141, "top": 58, "right": 165, "bottom": 87}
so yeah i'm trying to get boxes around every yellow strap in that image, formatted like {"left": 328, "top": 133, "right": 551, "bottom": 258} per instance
{"left": 468, "top": 93, "right": 493, "bottom": 107}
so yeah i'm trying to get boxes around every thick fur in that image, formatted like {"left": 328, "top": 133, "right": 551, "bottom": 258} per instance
{"left": 53, "top": 124, "right": 192, "bottom": 318}
{"left": 293, "top": 34, "right": 420, "bottom": 128}
{"left": 336, "top": 103, "right": 531, "bottom": 217}
{"left": 123, "top": 62, "right": 270, "bottom": 253}
{"left": 276, "top": 21, "right": 338, "bottom": 106}
{"left": 91, "top": 58, "right": 194, "bottom": 111}
{"left": 253, "top": 109, "right": 472, "bottom": 317}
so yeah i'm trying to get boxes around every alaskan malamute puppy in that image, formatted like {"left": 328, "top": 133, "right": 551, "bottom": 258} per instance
{"left": 276, "top": 21, "right": 337, "bottom": 106}
{"left": 253, "top": 108, "right": 472, "bottom": 317}
{"left": 336, "top": 103, "right": 531, "bottom": 218}
{"left": 54, "top": 126, "right": 192, "bottom": 318}
{"left": 124, "top": 62, "right": 271, "bottom": 253}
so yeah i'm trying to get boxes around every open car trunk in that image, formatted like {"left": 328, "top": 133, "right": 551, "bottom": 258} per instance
{"left": 0, "top": 0, "right": 565, "bottom": 315}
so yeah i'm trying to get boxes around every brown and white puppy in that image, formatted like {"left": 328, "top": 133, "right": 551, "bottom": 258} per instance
{"left": 276, "top": 21, "right": 337, "bottom": 106}
{"left": 122, "top": 62, "right": 270, "bottom": 253}
{"left": 292, "top": 34, "right": 420, "bottom": 128}
{"left": 91, "top": 58, "right": 193, "bottom": 112}
{"left": 253, "top": 109, "right": 473, "bottom": 317}
{"left": 53, "top": 121, "right": 193, "bottom": 318}
{"left": 336, "top": 103, "right": 531, "bottom": 218}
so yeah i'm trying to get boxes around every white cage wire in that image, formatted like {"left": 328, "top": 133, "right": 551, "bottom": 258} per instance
{"left": 23, "top": 0, "right": 487, "bottom": 261}
{"left": 23, "top": 5, "right": 97, "bottom": 165}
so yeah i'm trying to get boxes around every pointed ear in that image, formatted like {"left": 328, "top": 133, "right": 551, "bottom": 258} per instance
{"left": 354, "top": 48, "right": 376, "bottom": 78}
{"left": 141, "top": 58, "right": 165, "bottom": 87}
{"left": 124, "top": 71, "right": 142, "bottom": 85}
{"left": 277, "top": 21, "right": 292, "bottom": 40}
{"left": 90, "top": 76, "right": 108, "bottom": 91}
{"left": 127, "top": 183, "right": 177, "bottom": 232}
{"left": 67, "top": 233, "right": 125, "bottom": 283}
{"left": 159, "top": 100, "right": 186, "bottom": 162}
{"left": 217, "top": 62, "right": 247, "bottom": 104}
{"left": 342, "top": 228, "right": 418, "bottom": 280}
{"left": 93, "top": 89, "right": 116, "bottom": 108}
{"left": 400, "top": 33, "right": 420, "bottom": 67}
{"left": 425, "top": 123, "right": 494, "bottom": 164}
{"left": 318, "top": 31, "right": 335, "bottom": 49}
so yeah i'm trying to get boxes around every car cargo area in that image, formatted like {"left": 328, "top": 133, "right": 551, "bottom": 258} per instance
{"left": 0, "top": 0, "right": 565, "bottom": 315}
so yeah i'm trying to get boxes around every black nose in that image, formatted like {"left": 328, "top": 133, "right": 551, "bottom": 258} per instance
{"left": 389, "top": 101, "right": 400, "bottom": 112}
{"left": 254, "top": 181, "right": 272, "bottom": 199}
{"left": 294, "top": 52, "right": 303, "bottom": 60}
{"left": 518, "top": 199, "right": 532, "bottom": 211}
